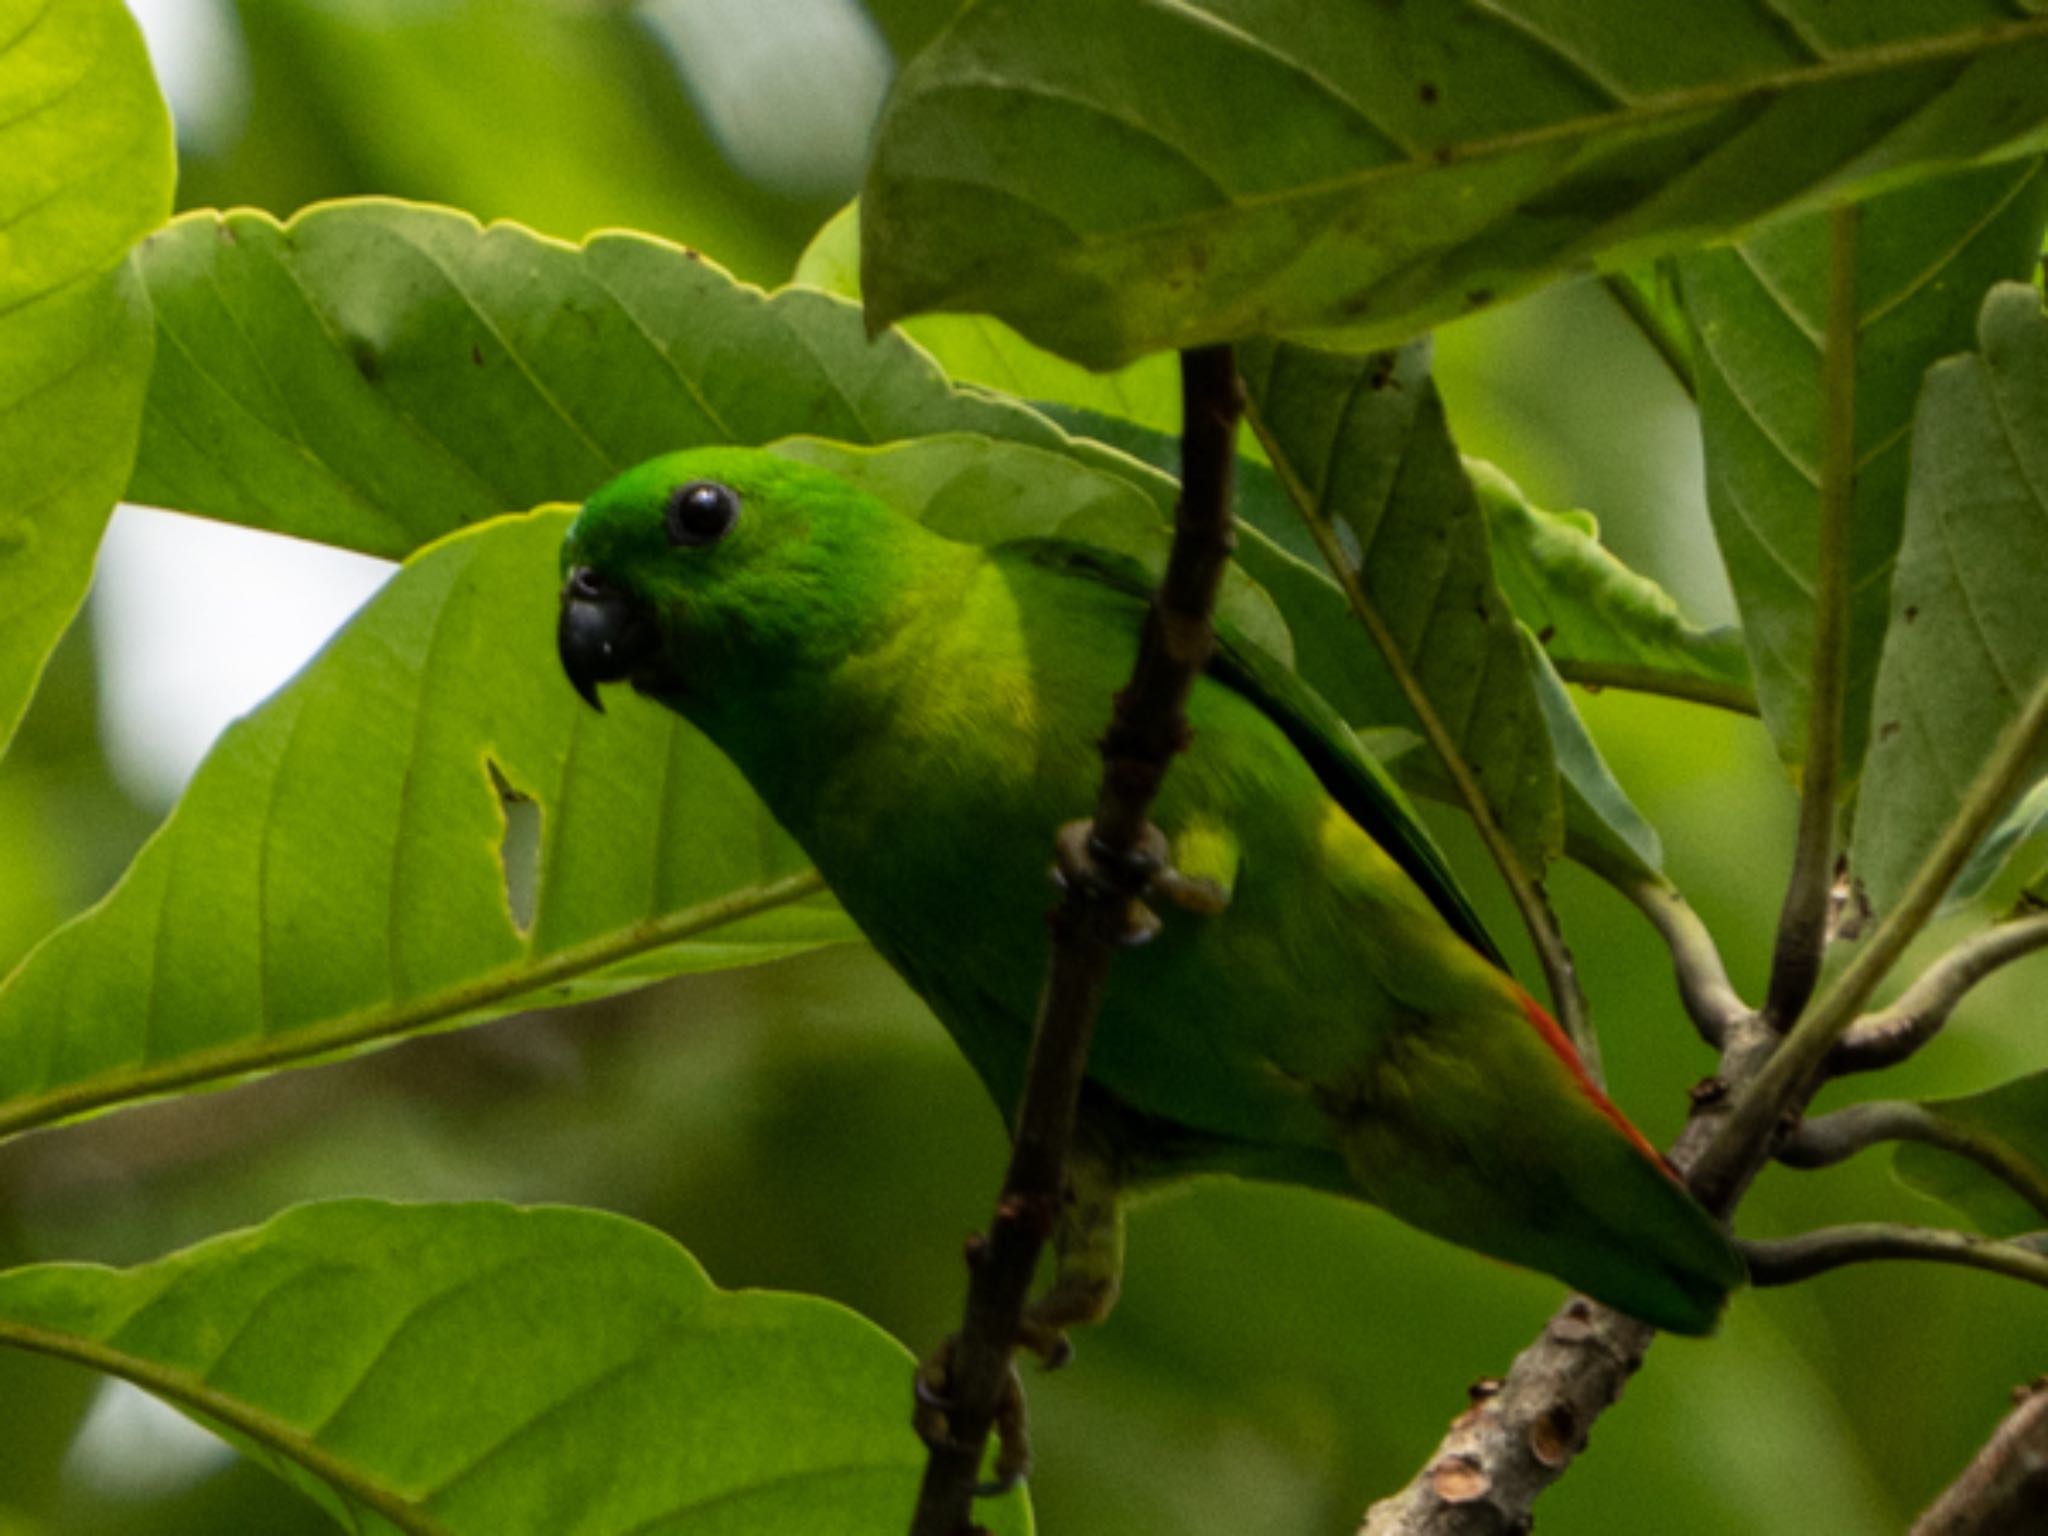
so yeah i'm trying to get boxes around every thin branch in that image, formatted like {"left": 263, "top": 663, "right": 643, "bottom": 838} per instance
{"left": 1690, "top": 674, "right": 2048, "bottom": 1212}
{"left": 1244, "top": 396, "right": 1595, "bottom": 1068}
{"left": 908, "top": 347, "right": 1242, "bottom": 1536}
{"left": 1778, "top": 1101, "right": 2048, "bottom": 1225}
{"left": 1912, "top": 1380, "right": 2048, "bottom": 1536}
{"left": 1765, "top": 203, "right": 1861, "bottom": 1031}
{"left": 1831, "top": 908, "right": 2048, "bottom": 1074}
{"left": 1570, "top": 837, "right": 1750, "bottom": 1048}
{"left": 1742, "top": 1223, "right": 2048, "bottom": 1291}
{"left": 1600, "top": 270, "right": 1696, "bottom": 400}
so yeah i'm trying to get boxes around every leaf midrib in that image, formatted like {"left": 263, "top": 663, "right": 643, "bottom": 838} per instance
{"left": 895, "top": 13, "right": 2048, "bottom": 266}
{"left": 0, "top": 1316, "right": 448, "bottom": 1536}
{"left": 0, "top": 868, "right": 831, "bottom": 1141}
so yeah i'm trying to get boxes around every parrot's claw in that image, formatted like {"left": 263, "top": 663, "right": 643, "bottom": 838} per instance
{"left": 912, "top": 1334, "right": 1032, "bottom": 1496}
{"left": 1050, "top": 821, "right": 1229, "bottom": 944}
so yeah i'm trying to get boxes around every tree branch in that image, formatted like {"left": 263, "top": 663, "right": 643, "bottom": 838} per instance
{"left": 1830, "top": 908, "right": 2048, "bottom": 1075}
{"left": 1778, "top": 1100, "right": 2048, "bottom": 1224}
{"left": 1357, "top": 1018, "right": 1781, "bottom": 1534}
{"left": 1690, "top": 674, "right": 2048, "bottom": 1211}
{"left": 1741, "top": 1223, "right": 2048, "bottom": 1291}
{"left": 1912, "top": 1380, "right": 2048, "bottom": 1536}
{"left": 907, "top": 347, "right": 1242, "bottom": 1536}
{"left": 1765, "top": 203, "right": 1860, "bottom": 1031}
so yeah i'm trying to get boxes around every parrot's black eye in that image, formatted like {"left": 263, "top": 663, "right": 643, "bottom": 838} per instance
{"left": 664, "top": 481, "right": 740, "bottom": 548}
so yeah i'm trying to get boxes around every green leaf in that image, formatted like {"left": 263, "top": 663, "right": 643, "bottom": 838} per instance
{"left": 795, "top": 201, "right": 1182, "bottom": 436}
{"left": 1680, "top": 161, "right": 2048, "bottom": 777}
{"left": 1038, "top": 404, "right": 1746, "bottom": 726}
{"left": 0, "top": 1201, "right": 1031, "bottom": 1535}
{"left": 1895, "top": 1077, "right": 2048, "bottom": 1240}
{"left": 1526, "top": 634, "right": 1664, "bottom": 880}
{"left": 1946, "top": 776, "right": 2048, "bottom": 913}
{"left": 863, "top": 0, "right": 2048, "bottom": 368}
{"left": 0, "top": 0, "right": 174, "bottom": 754}
{"left": 0, "top": 510, "right": 852, "bottom": 1140}
{"left": 1242, "top": 340, "right": 1561, "bottom": 871}
{"left": 1853, "top": 283, "right": 2048, "bottom": 914}
{"left": 0, "top": 433, "right": 1287, "bottom": 1137}
{"left": 1469, "top": 461, "right": 1755, "bottom": 715}
{"left": 127, "top": 200, "right": 1104, "bottom": 560}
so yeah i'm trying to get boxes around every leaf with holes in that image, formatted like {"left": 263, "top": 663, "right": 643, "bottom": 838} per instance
{"left": 1853, "top": 284, "right": 2048, "bottom": 915}
{"left": 128, "top": 199, "right": 1132, "bottom": 560}
{"left": 0, "top": 1200, "right": 1033, "bottom": 1536}
{"left": 0, "top": 0, "right": 173, "bottom": 754}
{"left": 1894, "top": 1075, "right": 2048, "bottom": 1240}
{"left": 0, "top": 433, "right": 1295, "bottom": 1137}
{"left": 1679, "top": 161, "right": 2048, "bottom": 777}
{"left": 0, "top": 507, "right": 846, "bottom": 1140}
{"left": 863, "top": 0, "right": 2048, "bottom": 367}
{"left": 1241, "top": 338, "right": 1561, "bottom": 871}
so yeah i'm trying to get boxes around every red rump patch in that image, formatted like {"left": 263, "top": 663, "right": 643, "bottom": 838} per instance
{"left": 1514, "top": 987, "right": 1681, "bottom": 1182}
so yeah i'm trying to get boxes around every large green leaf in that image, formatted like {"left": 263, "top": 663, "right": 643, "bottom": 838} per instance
{"left": 1242, "top": 340, "right": 1561, "bottom": 871}
{"left": 0, "top": 1201, "right": 1031, "bottom": 1536}
{"left": 127, "top": 200, "right": 1105, "bottom": 560}
{"left": 795, "top": 201, "right": 1182, "bottom": 436}
{"left": 0, "top": 0, "right": 173, "bottom": 754}
{"left": 1679, "top": 162, "right": 2048, "bottom": 776}
{"left": 0, "top": 509, "right": 846, "bottom": 1140}
{"left": 1039, "top": 405, "right": 1748, "bottom": 719}
{"left": 863, "top": 0, "right": 2048, "bottom": 367}
{"left": 0, "top": 434, "right": 1282, "bottom": 1138}
{"left": 1894, "top": 1076, "right": 2048, "bottom": 1240}
{"left": 1852, "top": 284, "right": 2048, "bottom": 914}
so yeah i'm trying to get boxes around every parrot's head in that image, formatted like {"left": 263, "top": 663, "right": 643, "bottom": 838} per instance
{"left": 557, "top": 446, "right": 919, "bottom": 712}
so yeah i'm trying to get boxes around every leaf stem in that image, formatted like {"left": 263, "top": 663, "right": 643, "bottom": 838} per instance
{"left": 1742, "top": 1223, "right": 2048, "bottom": 1290}
{"left": 1830, "top": 907, "right": 2048, "bottom": 1074}
{"left": 907, "top": 347, "right": 1242, "bottom": 1536}
{"left": 1778, "top": 1100, "right": 2048, "bottom": 1223}
{"left": 1571, "top": 840, "right": 1750, "bottom": 1048}
{"left": 1765, "top": 202, "right": 1860, "bottom": 1031}
{"left": 1554, "top": 658, "right": 1757, "bottom": 716}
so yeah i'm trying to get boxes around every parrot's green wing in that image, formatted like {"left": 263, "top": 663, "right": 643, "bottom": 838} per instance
{"left": 995, "top": 540, "right": 1508, "bottom": 971}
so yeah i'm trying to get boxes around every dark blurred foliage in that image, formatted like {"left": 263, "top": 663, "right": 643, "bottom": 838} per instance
{"left": 2, "top": 3, "right": 2044, "bottom": 1532}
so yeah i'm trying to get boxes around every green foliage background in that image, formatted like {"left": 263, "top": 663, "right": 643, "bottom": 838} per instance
{"left": 1, "top": 2, "right": 2044, "bottom": 1532}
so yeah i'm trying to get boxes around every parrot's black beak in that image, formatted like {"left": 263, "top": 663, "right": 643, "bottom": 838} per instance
{"left": 558, "top": 566, "right": 658, "bottom": 713}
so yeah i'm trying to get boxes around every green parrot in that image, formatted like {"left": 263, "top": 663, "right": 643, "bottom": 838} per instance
{"left": 556, "top": 445, "right": 1743, "bottom": 1350}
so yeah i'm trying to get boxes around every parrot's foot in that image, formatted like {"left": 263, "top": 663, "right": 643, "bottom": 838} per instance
{"left": 912, "top": 1334, "right": 1031, "bottom": 1495}
{"left": 1052, "top": 821, "right": 1231, "bottom": 945}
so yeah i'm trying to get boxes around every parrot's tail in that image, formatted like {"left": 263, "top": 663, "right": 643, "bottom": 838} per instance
{"left": 1332, "top": 985, "right": 1745, "bottom": 1335}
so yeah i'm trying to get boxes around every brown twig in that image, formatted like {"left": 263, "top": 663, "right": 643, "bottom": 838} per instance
{"left": 906, "top": 346, "right": 1242, "bottom": 1536}
{"left": 1912, "top": 1380, "right": 2048, "bottom": 1536}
